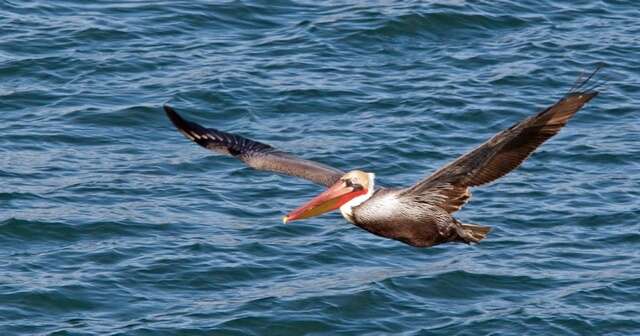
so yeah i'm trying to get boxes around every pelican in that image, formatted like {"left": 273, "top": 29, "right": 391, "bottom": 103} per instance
{"left": 165, "top": 68, "right": 601, "bottom": 248}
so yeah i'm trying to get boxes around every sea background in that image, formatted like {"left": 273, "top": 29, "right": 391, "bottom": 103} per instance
{"left": 1, "top": 1, "right": 639, "bottom": 335}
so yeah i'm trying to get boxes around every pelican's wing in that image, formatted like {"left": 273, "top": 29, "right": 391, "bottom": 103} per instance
{"left": 165, "top": 105, "right": 344, "bottom": 187}
{"left": 401, "top": 68, "right": 601, "bottom": 213}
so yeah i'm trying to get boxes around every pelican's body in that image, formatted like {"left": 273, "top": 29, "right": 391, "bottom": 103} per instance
{"left": 348, "top": 188, "right": 479, "bottom": 247}
{"left": 165, "top": 67, "right": 601, "bottom": 248}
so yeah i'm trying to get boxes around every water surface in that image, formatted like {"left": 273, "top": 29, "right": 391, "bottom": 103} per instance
{"left": 1, "top": 1, "right": 639, "bottom": 335}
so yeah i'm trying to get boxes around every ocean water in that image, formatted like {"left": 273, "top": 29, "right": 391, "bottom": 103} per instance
{"left": 1, "top": 1, "right": 639, "bottom": 335}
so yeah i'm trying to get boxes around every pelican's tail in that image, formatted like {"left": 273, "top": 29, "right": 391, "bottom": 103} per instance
{"left": 456, "top": 223, "right": 492, "bottom": 244}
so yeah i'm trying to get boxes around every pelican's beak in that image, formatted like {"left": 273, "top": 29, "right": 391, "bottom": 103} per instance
{"left": 283, "top": 180, "right": 367, "bottom": 223}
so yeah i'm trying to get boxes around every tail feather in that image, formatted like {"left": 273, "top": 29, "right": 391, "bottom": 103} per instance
{"left": 458, "top": 223, "right": 491, "bottom": 244}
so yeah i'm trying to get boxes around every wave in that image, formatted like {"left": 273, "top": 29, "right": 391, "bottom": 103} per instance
{"left": 343, "top": 11, "right": 530, "bottom": 40}
{"left": 0, "top": 218, "right": 157, "bottom": 242}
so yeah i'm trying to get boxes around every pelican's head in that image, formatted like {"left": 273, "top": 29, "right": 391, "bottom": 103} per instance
{"left": 283, "top": 170, "right": 376, "bottom": 224}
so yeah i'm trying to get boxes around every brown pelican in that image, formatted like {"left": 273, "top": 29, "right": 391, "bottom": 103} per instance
{"left": 165, "top": 68, "right": 601, "bottom": 248}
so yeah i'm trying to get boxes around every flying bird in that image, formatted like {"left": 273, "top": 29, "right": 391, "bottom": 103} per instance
{"left": 165, "top": 67, "right": 601, "bottom": 248}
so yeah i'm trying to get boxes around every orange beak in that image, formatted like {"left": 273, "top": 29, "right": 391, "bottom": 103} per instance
{"left": 283, "top": 180, "right": 367, "bottom": 223}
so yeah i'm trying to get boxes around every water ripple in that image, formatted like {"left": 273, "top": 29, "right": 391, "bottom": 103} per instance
{"left": 1, "top": 0, "right": 639, "bottom": 335}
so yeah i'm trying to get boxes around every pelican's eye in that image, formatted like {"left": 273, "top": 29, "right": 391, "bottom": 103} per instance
{"left": 345, "top": 179, "right": 364, "bottom": 191}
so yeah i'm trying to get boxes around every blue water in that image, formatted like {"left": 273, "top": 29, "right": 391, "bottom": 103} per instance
{"left": 1, "top": 1, "right": 639, "bottom": 335}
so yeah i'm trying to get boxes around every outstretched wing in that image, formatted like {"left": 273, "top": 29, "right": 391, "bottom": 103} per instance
{"left": 165, "top": 105, "right": 344, "bottom": 186}
{"left": 402, "top": 68, "right": 601, "bottom": 213}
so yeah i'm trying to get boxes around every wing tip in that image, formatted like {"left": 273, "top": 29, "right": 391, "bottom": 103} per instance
{"left": 163, "top": 104, "right": 185, "bottom": 129}
{"left": 567, "top": 63, "right": 606, "bottom": 97}
{"left": 163, "top": 104, "right": 201, "bottom": 143}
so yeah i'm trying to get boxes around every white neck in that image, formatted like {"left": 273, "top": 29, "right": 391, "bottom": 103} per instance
{"left": 339, "top": 173, "right": 375, "bottom": 223}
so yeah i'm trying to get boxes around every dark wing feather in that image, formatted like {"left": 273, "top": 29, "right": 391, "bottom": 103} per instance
{"left": 402, "top": 74, "right": 600, "bottom": 213}
{"left": 165, "top": 105, "right": 344, "bottom": 186}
